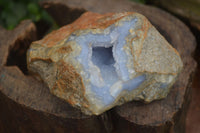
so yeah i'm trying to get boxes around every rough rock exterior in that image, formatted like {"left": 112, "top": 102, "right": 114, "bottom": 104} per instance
{"left": 27, "top": 12, "right": 183, "bottom": 115}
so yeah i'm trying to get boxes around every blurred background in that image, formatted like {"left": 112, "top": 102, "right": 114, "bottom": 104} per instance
{"left": 0, "top": 0, "right": 58, "bottom": 38}
{"left": 1, "top": 0, "right": 200, "bottom": 31}
{"left": 0, "top": 0, "right": 199, "bottom": 39}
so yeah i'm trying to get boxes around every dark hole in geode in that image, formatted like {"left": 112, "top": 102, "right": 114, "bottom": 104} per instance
{"left": 91, "top": 46, "right": 119, "bottom": 84}
{"left": 6, "top": 39, "right": 31, "bottom": 75}
{"left": 92, "top": 47, "right": 115, "bottom": 66}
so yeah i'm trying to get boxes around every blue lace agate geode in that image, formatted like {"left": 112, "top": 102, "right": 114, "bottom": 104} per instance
{"left": 27, "top": 12, "right": 183, "bottom": 115}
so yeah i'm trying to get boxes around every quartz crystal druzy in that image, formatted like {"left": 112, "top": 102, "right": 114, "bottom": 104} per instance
{"left": 27, "top": 12, "right": 183, "bottom": 115}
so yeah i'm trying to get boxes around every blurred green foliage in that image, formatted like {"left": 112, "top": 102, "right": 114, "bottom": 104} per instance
{"left": 0, "top": 0, "right": 56, "bottom": 30}
{"left": 130, "top": 0, "right": 147, "bottom": 4}
{"left": 0, "top": 0, "right": 147, "bottom": 30}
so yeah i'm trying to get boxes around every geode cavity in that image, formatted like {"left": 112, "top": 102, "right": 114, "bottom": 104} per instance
{"left": 27, "top": 12, "right": 183, "bottom": 115}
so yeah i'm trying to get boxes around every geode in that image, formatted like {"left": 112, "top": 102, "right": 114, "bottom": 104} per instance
{"left": 27, "top": 12, "right": 183, "bottom": 115}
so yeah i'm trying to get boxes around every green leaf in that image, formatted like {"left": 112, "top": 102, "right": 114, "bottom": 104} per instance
{"left": 13, "top": 3, "right": 27, "bottom": 20}
{"left": 27, "top": 3, "right": 40, "bottom": 15}
{"left": 130, "top": 0, "right": 146, "bottom": 4}
{"left": 0, "top": 0, "right": 57, "bottom": 30}
{"left": 5, "top": 13, "right": 19, "bottom": 30}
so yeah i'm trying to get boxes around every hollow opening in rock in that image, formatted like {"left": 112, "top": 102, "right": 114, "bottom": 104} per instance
{"left": 92, "top": 47, "right": 114, "bottom": 66}
{"left": 91, "top": 46, "right": 119, "bottom": 85}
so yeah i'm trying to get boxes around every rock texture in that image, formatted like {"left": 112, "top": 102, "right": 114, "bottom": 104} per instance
{"left": 27, "top": 12, "right": 183, "bottom": 115}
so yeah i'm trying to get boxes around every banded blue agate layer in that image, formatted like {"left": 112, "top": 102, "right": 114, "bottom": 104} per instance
{"left": 73, "top": 18, "right": 145, "bottom": 111}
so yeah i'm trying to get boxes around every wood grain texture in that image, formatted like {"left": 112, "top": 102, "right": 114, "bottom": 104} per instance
{"left": 149, "top": 0, "right": 200, "bottom": 31}
{"left": 0, "top": 0, "right": 197, "bottom": 133}
{"left": 0, "top": 20, "right": 36, "bottom": 67}
{"left": 0, "top": 21, "right": 107, "bottom": 133}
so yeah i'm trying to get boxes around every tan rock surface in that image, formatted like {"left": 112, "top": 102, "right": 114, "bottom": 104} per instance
{"left": 27, "top": 12, "right": 183, "bottom": 115}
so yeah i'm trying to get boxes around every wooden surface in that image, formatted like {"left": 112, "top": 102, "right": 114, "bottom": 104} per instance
{"left": 149, "top": 0, "right": 200, "bottom": 31}
{"left": 186, "top": 64, "right": 200, "bottom": 133}
{"left": 0, "top": 20, "right": 107, "bottom": 133}
{"left": 0, "top": 0, "right": 197, "bottom": 133}
{"left": 186, "top": 28, "right": 200, "bottom": 133}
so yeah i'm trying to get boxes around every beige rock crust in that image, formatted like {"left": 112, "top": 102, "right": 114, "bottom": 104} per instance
{"left": 27, "top": 12, "right": 183, "bottom": 115}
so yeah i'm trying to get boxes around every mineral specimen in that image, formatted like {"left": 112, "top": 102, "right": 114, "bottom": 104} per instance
{"left": 27, "top": 12, "right": 183, "bottom": 115}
